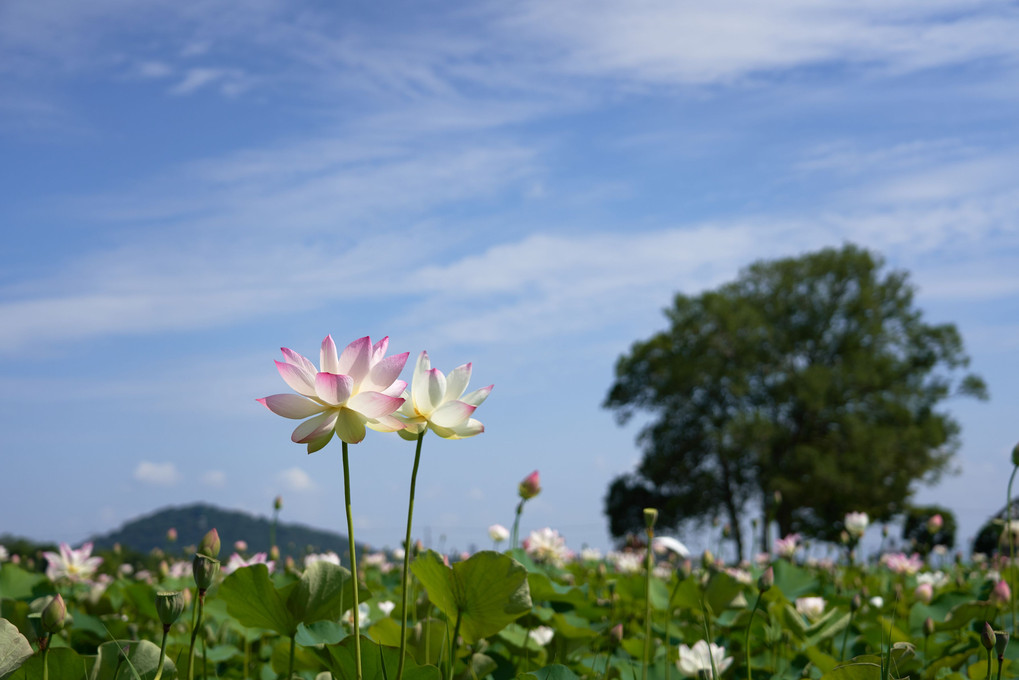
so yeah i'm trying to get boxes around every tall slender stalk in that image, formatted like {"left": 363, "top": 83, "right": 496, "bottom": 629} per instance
{"left": 511, "top": 500, "right": 525, "bottom": 550}
{"left": 154, "top": 624, "right": 170, "bottom": 680}
{"left": 1007, "top": 464, "right": 1017, "bottom": 634}
{"left": 642, "top": 520, "right": 655, "bottom": 680}
{"left": 186, "top": 590, "right": 205, "bottom": 680}
{"left": 745, "top": 594, "right": 763, "bottom": 680}
{"left": 343, "top": 441, "right": 364, "bottom": 680}
{"left": 397, "top": 431, "right": 426, "bottom": 680}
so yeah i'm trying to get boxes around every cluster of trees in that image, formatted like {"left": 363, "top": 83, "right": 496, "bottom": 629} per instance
{"left": 605, "top": 244, "right": 987, "bottom": 559}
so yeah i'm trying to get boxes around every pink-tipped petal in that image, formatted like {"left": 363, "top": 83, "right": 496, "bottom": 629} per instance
{"left": 371, "top": 336, "right": 390, "bottom": 363}
{"left": 292, "top": 410, "right": 339, "bottom": 443}
{"left": 281, "top": 347, "right": 317, "bottom": 374}
{"left": 258, "top": 394, "right": 327, "bottom": 419}
{"left": 430, "top": 400, "right": 477, "bottom": 428}
{"left": 337, "top": 336, "right": 372, "bottom": 383}
{"left": 364, "top": 352, "right": 410, "bottom": 392}
{"left": 314, "top": 372, "right": 354, "bottom": 406}
{"left": 451, "top": 418, "right": 485, "bottom": 438}
{"left": 413, "top": 351, "right": 431, "bottom": 387}
{"left": 366, "top": 414, "right": 406, "bottom": 432}
{"left": 347, "top": 391, "right": 405, "bottom": 418}
{"left": 381, "top": 379, "right": 407, "bottom": 397}
{"left": 276, "top": 360, "right": 317, "bottom": 397}
{"left": 461, "top": 385, "right": 492, "bottom": 407}
{"left": 444, "top": 363, "right": 472, "bottom": 401}
{"left": 334, "top": 408, "right": 367, "bottom": 444}
{"left": 320, "top": 335, "right": 340, "bottom": 374}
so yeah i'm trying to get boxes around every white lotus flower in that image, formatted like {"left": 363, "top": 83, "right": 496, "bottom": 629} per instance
{"left": 677, "top": 640, "right": 733, "bottom": 677}
{"left": 396, "top": 351, "right": 492, "bottom": 440}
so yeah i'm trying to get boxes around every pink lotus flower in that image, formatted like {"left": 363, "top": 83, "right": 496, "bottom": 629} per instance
{"left": 396, "top": 351, "right": 491, "bottom": 440}
{"left": 42, "top": 542, "right": 103, "bottom": 583}
{"left": 259, "top": 335, "right": 409, "bottom": 451}
{"left": 223, "top": 552, "right": 275, "bottom": 575}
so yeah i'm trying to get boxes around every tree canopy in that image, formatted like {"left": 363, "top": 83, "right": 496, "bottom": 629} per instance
{"left": 604, "top": 244, "right": 986, "bottom": 558}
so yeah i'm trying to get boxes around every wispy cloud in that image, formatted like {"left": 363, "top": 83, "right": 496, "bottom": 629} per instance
{"left": 134, "top": 461, "right": 181, "bottom": 486}
{"left": 278, "top": 467, "right": 316, "bottom": 492}
{"left": 201, "top": 470, "right": 227, "bottom": 487}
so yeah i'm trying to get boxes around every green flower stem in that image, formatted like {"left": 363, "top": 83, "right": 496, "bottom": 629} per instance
{"left": 288, "top": 634, "right": 296, "bottom": 680}
{"left": 41, "top": 637, "right": 49, "bottom": 680}
{"left": 342, "top": 441, "right": 363, "bottom": 680}
{"left": 643, "top": 533, "right": 654, "bottom": 680}
{"left": 186, "top": 589, "right": 206, "bottom": 680}
{"left": 154, "top": 625, "right": 170, "bottom": 680}
{"left": 745, "top": 593, "right": 763, "bottom": 680}
{"left": 511, "top": 500, "right": 526, "bottom": 550}
{"left": 448, "top": 609, "right": 463, "bottom": 680}
{"left": 1008, "top": 464, "right": 1017, "bottom": 634}
{"left": 701, "top": 605, "right": 718, "bottom": 680}
{"left": 986, "top": 648, "right": 992, "bottom": 680}
{"left": 840, "top": 608, "right": 856, "bottom": 661}
{"left": 397, "top": 431, "right": 426, "bottom": 680}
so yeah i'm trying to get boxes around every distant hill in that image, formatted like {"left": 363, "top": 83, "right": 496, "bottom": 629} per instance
{"left": 89, "top": 503, "right": 354, "bottom": 560}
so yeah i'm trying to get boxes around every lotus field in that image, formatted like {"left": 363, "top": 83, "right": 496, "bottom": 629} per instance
{"left": 2, "top": 334, "right": 1018, "bottom": 680}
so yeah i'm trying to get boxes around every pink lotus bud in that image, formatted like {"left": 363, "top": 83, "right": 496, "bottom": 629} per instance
{"left": 927, "top": 514, "right": 943, "bottom": 534}
{"left": 166, "top": 528, "right": 178, "bottom": 543}
{"left": 991, "top": 579, "right": 1011, "bottom": 607}
{"left": 758, "top": 566, "right": 774, "bottom": 592}
{"left": 518, "top": 470, "right": 541, "bottom": 500}
{"left": 234, "top": 540, "right": 248, "bottom": 553}
{"left": 41, "top": 594, "right": 66, "bottom": 634}
{"left": 198, "top": 529, "right": 220, "bottom": 558}
{"left": 269, "top": 545, "right": 280, "bottom": 562}
{"left": 914, "top": 582, "right": 933, "bottom": 604}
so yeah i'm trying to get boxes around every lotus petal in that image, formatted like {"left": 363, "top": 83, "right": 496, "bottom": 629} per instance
{"left": 258, "top": 394, "right": 326, "bottom": 419}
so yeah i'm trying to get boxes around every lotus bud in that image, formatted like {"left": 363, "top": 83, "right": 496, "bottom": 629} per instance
{"left": 159, "top": 560, "right": 169, "bottom": 578}
{"left": 701, "top": 550, "right": 714, "bottom": 570}
{"left": 643, "top": 508, "right": 659, "bottom": 530}
{"left": 773, "top": 490, "right": 782, "bottom": 506}
{"left": 192, "top": 553, "right": 220, "bottom": 591}
{"left": 851, "top": 593, "right": 862, "bottom": 612}
{"left": 274, "top": 495, "right": 283, "bottom": 511}
{"left": 722, "top": 523, "right": 732, "bottom": 539}
{"left": 982, "top": 622, "right": 996, "bottom": 650}
{"left": 198, "top": 529, "right": 220, "bottom": 558}
{"left": 41, "top": 594, "right": 66, "bottom": 634}
{"left": 609, "top": 623, "right": 624, "bottom": 645}
{"left": 518, "top": 471, "right": 541, "bottom": 500}
{"left": 914, "top": 582, "right": 933, "bottom": 605}
{"left": 927, "top": 514, "right": 943, "bottom": 534}
{"left": 923, "top": 617, "right": 935, "bottom": 637}
{"left": 758, "top": 566, "right": 774, "bottom": 592}
{"left": 840, "top": 530, "right": 849, "bottom": 545}
{"left": 285, "top": 555, "right": 296, "bottom": 572}
{"left": 234, "top": 540, "right": 248, "bottom": 553}
{"left": 155, "top": 591, "right": 186, "bottom": 627}
{"left": 166, "top": 528, "right": 177, "bottom": 543}
{"left": 269, "top": 545, "right": 280, "bottom": 562}
{"left": 991, "top": 579, "right": 1011, "bottom": 607}
{"left": 1012, "top": 441, "right": 1019, "bottom": 467}
{"left": 996, "top": 631, "right": 1009, "bottom": 660}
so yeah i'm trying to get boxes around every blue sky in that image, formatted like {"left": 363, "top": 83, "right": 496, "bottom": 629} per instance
{"left": 2, "top": 0, "right": 1018, "bottom": 558}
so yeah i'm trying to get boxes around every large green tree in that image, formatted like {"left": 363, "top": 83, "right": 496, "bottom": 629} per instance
{"left": 604, "top": 244, "right": 986, "bottom": 559}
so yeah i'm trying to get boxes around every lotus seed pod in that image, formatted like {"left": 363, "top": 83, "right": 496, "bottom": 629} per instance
{"left": 155, "top": 591, "right": 186, "bottom": 626}
{"left": 996, "top": 630, "right": 1009, "bottom": 659}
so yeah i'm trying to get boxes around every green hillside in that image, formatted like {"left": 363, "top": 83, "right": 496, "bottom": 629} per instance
{"left": 89, "top": 503, "right": 355, "bottom": 560}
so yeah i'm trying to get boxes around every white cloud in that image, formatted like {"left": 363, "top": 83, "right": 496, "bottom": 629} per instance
{"left": 134, "top": 461, "right": 181, "bottom": 486}
{"left": 201, "top": 470, "right": 227, "bottom": 487}
{"left": 278, "top": 467, "right": 316, "bottom": 492}
{"left": 500, "top": 0, "right": 1019, "bottom": 86}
